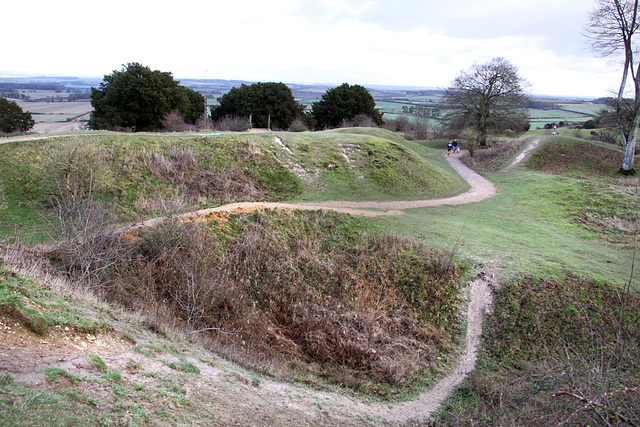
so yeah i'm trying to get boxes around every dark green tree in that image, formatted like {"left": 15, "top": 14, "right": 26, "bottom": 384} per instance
{"left": 210, "top": 82, "right": 305, "bottom": 130}
{"left": 88, "top": 63, "right": 204, "bottom": 131}
{"left": 0, "top": 97, "right": 35, "bottom": 133}
{"left": 311, "top": 83, "right": 383, "bottom": 129}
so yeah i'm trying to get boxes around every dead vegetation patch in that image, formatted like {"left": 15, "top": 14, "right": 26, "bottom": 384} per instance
{"left": 461, "top": 138, "right": 530, "bottom": 172}
{"left": 147, "top": 147, "right": 267, "bottom": 202}
{"left": 49, "top": 209, "right": 463, "bottom": 398}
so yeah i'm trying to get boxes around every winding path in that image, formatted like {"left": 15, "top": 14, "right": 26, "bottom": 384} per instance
{"left": 137, "top": 151, "right": 499, "bottom": 423}
{"left": 3, "top": 131, "right": 519, "bottom": 423}
{"left": 129, "top": 152, "right": 497, "bottom": 234}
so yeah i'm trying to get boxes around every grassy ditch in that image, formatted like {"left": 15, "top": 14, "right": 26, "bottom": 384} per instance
{"left": 431, "top": 274, "right": 640, "bottom": 426}
{"left": 47, "top": 208, "right": 465, "bottom": 400}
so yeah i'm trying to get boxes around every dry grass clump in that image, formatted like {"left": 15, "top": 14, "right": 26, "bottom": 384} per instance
{"left": 147, "top": 148, "right": 265, "bottom": 202}
{"left": 73, "top": 209, "right": 462, "bottom": 397}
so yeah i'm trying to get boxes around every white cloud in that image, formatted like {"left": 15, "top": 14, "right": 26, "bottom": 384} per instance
{"left": 0, "top": 0, "right": 620, "bottom": 97}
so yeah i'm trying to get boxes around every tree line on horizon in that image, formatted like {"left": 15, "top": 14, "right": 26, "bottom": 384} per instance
{"left": 2, "top": 1, "right": 639, "bottom": 176}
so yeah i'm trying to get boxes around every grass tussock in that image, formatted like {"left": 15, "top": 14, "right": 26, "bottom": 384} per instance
{"left": 432, "top": 274, "right": 640, "bottom": 426}
{"left": 53, "top": 209, "right": 463, "bottom": 398}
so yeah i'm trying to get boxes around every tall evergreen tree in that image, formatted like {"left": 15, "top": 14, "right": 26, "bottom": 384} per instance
{"left": 210, "top": 82, "right": 305, "bottom": 130}
{"left": 89, "top": 63, "right": 204, "bottom": 131}
{"left": 311, "top": 83, "right": 383, "bottom": 129}
{"left": 0, "top": 98, "right": 35, "bottom": 133}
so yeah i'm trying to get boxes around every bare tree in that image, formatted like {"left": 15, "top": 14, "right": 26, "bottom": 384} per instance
{"left": 442, "top": 57, "right": 530, "bottom": 147}
{"left": 586, "top": 0, "right": 640, "bottom": 173}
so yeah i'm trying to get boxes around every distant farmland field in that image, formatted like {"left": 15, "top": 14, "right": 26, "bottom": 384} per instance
{"left": 13, "top": 98, "right": 92, "bottom": 128}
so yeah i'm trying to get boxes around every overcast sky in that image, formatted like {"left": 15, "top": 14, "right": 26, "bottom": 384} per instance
{"left": 2, "top": 0, "right": 622, "bottom": 97}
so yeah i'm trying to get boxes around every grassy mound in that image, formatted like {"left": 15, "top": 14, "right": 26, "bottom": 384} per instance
{"left": 263, "top": 128, "right": 455, "bottom": 202}
{"left": 49, "top": 209, "right": 464, "bottom": 399}
{"left": 0, "top": 135, "right": 301, "bottom": 241}
{"left": 528, "top": 137, "right": 636, "bottom": 176}
{"left": 432, "top": 274, "right": 640, "bottom": 425}
{"left": 525, "top": 138, "right": 640, "bottom": 247}
{"left": 0, "top": 129, "right": 458, "bottom": 242}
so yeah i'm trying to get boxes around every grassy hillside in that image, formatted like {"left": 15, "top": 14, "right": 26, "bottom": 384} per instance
{"left": 0, "top": 128, "right": 460, "bottom": 243}
{"left": 1, "top": 129, "right": 639, "bottom": 424}
{"left": 377, "top": 136, "right": 639, "bottom": 286}
{"left": 432, "top": 274, "right": 640, "bottom": 426}
{"left": 409, "top": 136, "right": 640, "bottom": 425}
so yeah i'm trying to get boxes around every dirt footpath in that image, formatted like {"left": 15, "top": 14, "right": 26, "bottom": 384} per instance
{"left": 113, "top": 150, "right": 500, "bottom": 424}
{"left": 128, "top": 151, "right": 497, "bottom": 233}
{"left": 1, "top": 144, "right": 509, "bottom": 424}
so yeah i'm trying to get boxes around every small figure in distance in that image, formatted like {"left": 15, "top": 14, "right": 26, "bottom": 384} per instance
{"left": 452, "top": 139, "right": 459, "bottom": 154}
{"left": 447, "top": 141, "right": 453, "bottom": 156}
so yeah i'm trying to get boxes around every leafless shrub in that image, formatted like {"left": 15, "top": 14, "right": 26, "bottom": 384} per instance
{"left": 37, "top": 139, "right": 129, "bottom": 287}
{"left": 339, "top": 114, "right": 378, "bottom": 128}
{"left": 147, "top": 148, "right": 197, "bottom": 177}
{"left": 47, "top": 192, "right": 128, "bottom": 287}
{"left": 161, "top": 110, "right": 195, "bottom": 132}
{"left": 215, "top": 115, "right": 251, "bottom": 132}
{"left": 195, "top": 116, "right": 213, "bottom": 131}
{"left": 352, "top": 114, "right": 378, "bottom": 127}
{"left": 134, "top": 190, "right": 189, "bottom": 215}
{"left": 287, "top": 118, "right": 308, "bottom": 132}
{"left": 413, "top": 115, "right": 430, "bottom": 140}
{"left": 39, "top": 139, "right": 114, "bottom": 201}
{"left": 146, "top": 147, "right": 265, "bottom": 202}
{"left": 135, "top": 220, "right": 249, "bottom": 329}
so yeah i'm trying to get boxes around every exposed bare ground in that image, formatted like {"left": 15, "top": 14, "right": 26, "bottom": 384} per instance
{"left": 0, "top": 140, "right": 522, "bottom": 424}
{"left": 501, "top": 137, "right": 545, "bottom": 172}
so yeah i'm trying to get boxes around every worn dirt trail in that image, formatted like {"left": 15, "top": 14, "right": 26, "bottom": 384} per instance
{"left": 125, "top": 151, "right": 498, "bottom": 424}
{"left": 0, "top": 136, "right": 523, "bottom": 424}
{"left": 129, "top": 151, "right": 497, "bottom": 235}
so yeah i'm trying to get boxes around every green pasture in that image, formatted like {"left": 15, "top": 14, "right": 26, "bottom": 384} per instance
{"left": 369, "top": 140, "right": 638, "bottom": 290}
{"left": 557, "top": 102, "right": 608, "bottom": 113}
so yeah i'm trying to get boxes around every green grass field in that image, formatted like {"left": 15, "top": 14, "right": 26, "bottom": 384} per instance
{"left": 0, "top": 127, "right": 637, "bottom": 424}
{"left": 378, "top": 137, "right": 637, "bottom": 289}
